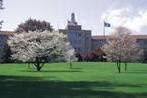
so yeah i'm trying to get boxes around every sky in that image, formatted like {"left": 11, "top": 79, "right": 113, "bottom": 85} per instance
{"left": 1, "top": 0, "right": 147, "bottom": 35}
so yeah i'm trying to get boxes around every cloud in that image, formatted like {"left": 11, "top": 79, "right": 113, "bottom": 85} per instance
{"left": 102, "top": 7, "right": 147, "bottom": 35}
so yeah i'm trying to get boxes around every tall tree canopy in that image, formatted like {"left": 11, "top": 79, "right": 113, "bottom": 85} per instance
{"left": 15, "top": 18, "right": 53, "bottom": 33}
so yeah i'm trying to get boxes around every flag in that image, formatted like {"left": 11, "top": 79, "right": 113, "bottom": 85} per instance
{"left": 104, "top": 22, "right": 111, "bottom": 27}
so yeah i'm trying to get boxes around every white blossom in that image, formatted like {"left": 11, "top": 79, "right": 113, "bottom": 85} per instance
{"left": 103, "top": 27, "right": 143, "bottom": 62}
{"left": 8, "top": 30, "right": 76, "bottom": 63}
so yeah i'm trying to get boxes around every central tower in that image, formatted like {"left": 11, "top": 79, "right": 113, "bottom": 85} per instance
{"left": 67, "top": 13, "right": 77, "bottom": 26}
{"left": 66, "top": 13, "right": 81, "bottom": 30}
{"left": 59, "top": 13, "right": 92, "bottom": 54}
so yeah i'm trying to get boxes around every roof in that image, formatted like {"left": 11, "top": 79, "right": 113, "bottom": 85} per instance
{"left": 92, "top": 35, "right": 147, "bottom": 40}
{"left": 92, "top": 35, "right": 109, "bottom": 40}
{"left": 132, "top": 35, "right": 147, "bottom": 40}
{"left": 0, "top": 31, "right": 16, "bottom": 36}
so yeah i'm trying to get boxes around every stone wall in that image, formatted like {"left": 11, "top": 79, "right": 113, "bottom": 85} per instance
{"left": 0, "top": 35, "right": 9, "bottom": 62}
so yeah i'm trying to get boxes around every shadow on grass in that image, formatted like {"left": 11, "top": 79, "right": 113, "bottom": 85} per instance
{"left": 126, "top": 69, "right": 147, "bottom": 74}
{"left": 22, "top": 70, "right": 83, "bottom": 73}
{"left": 0, "top": 75, "right": 146, "bottom": 98}
{"left": 0, "top": 75, "right": 43, "bottom": 81}
{"left": 70, "top": 67, "right": 83, "bottom": 70}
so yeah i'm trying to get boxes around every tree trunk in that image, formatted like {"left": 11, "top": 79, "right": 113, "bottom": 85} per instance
{"left": 125, "top": 62, "right": 127, "bottom": 72}
{"left": 118, "top": 62, "right": 121, "bottom": 73}
{"left": 117, "top": 60, "right": 119, "bottom": 70}
{"left": 34, "top": 63, "right": 41, "bottom": 71}
{"left": 116, "top": 60, "right": 121, "bottom": 73}
{"left": 28, "top": 63, "right": 30, "bottom": 69}
{"left": 33, "top": 57, "right": 45, "bottom": 71}
{"left": 36, "top": 63, "right": 41, "bottom": 71}
{"left": 69, "top": 56, "right": 73, "bottom": 69}
{"left": 69, "top": 60, "right": 72, "bottom": 69}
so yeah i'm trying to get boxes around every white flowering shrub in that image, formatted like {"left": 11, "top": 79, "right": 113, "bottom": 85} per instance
{"left": 8, "top": 30, "right": 76, "bottom": 71}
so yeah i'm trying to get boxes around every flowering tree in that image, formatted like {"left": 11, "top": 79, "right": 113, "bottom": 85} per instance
{"left": 8, "top": 31, "right": 76, "bottom": 71}
{"left": 65, "top": 46, "right": 77, "bottom": 68}
{"left": 103, "top": 27, "right": 143, "bottom": 73}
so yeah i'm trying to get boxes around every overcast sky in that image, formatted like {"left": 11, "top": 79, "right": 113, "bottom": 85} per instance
{"left": 1, "top": 0, "right": 147, "bottom": 35}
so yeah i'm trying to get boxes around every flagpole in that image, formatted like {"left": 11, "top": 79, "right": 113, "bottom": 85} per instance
{"left": 103, "top": 19, "right": 111, "bottom": 40}
{"left": 103, "top": 20, "right": 105, "bottom": 37}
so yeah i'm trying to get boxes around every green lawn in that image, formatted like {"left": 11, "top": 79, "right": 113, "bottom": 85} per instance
{"left": 0, "top": 62, "right": 147, "bottom": 98}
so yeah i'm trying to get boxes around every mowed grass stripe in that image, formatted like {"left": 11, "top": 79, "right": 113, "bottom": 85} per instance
{"left": 0, "top": 62, "right": 147, "bottom": 98}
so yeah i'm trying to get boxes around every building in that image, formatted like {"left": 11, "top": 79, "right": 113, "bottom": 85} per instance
{"left": 59, "top": 13, "right": 92, "bottom": 54}
{"left": 0, "top": 13, "right": 147, "bottom": 62}
{"left": 59, "top": 13, "right": 147, "bottom": 61}
{"left": 0, "top": 31, "right": 14, "bottom": 62}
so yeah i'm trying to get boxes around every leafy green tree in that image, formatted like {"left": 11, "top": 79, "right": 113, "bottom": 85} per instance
{"left": 0, "top": 0, "right": 4, "bottom": 29}
{"left": 16, "top": 18, "right": 53, "bottom": 33}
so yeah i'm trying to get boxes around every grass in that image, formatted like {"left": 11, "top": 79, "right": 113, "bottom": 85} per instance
{"left": 0, "top": 62, "right": 147, "bottom": 98}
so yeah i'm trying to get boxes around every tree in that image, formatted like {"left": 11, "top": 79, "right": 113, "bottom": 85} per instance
{"left": 15, "top": 18, "right": 53, "bottom": 33}
{"left": 0, "top": 0, "right": 4, "bottom": 29}
{"left": 8, "top": 30, "right": 76, "bottom": 71}
{"left": 0, "top": 0, "right": 6, "bottom": 63}
{"left": 103, "top": 27, "right": 143, "bottom": 73}
{"left": 65, "top": 47, "right": 77, "bottom": 69}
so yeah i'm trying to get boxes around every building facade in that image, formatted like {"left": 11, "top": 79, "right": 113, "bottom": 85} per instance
{"left": 59, "top": 13, "right": 92, "bottom": 54}
{"left": 0, "top": 13, "right": 147, "bottom": 62}
{"left": 59, "top": 13, "right": 147, "bottom": 61}
{"left": 0, "top": 31, "right": 14, "bottom": 62}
